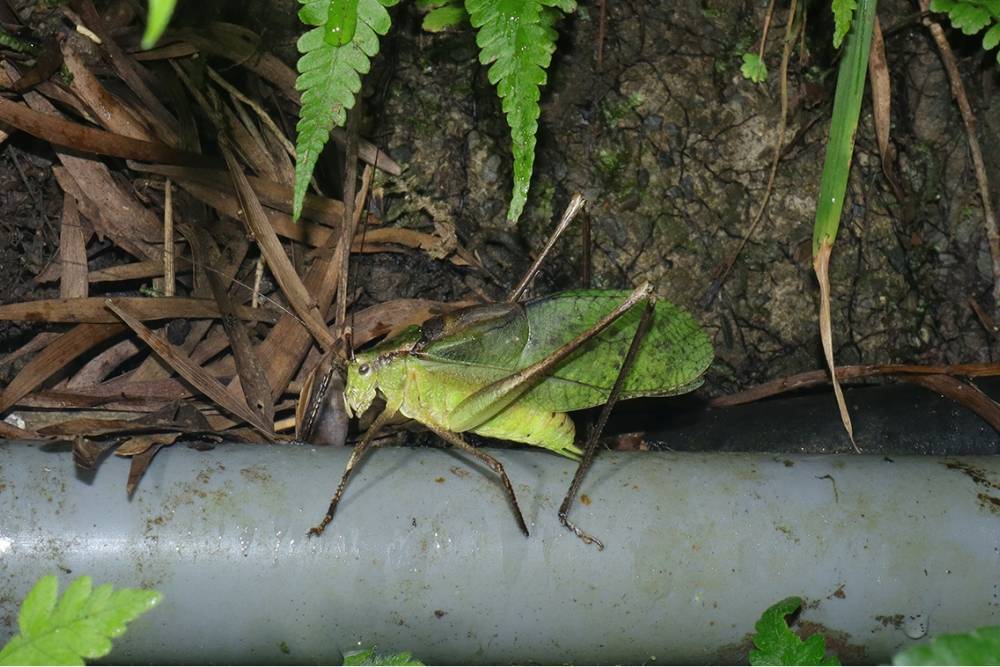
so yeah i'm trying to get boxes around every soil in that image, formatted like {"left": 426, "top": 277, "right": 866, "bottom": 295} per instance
{"left": 1, "top": 0, "right": 998, "bottom": 405}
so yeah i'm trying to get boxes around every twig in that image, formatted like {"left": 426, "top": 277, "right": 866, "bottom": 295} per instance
{"left": 709, "top": 361, "right": 1000, "bottom": 407}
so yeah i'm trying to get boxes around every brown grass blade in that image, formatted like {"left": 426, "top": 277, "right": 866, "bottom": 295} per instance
{"left": 813, "top": 241, "right": 858, "bottom": 451}
{"left": 0, "top": 296, "right": 279, "bottom": 323}
{"left": 867, "top": 17, "right": 904, "bottom": 203}
{"left": 105, "top": 298, "right": 275, "bottom": 438}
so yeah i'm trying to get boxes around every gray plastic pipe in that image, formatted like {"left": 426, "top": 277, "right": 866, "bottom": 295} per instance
{"left": 1, "top": 441, "right": 998, "bottom": 664}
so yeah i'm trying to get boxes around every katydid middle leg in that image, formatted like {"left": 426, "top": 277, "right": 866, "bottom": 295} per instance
{"left": 308, "top": 406, "right": 397, "bottom": 537}
{"left": 427, "top": 426, "right": 530, "bottom": 537}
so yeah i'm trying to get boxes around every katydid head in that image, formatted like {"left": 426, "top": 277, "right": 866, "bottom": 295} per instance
{"left": 344, "top": 351, "right": 379, "bottom": 419}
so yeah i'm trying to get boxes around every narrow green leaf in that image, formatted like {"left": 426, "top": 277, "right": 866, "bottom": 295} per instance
{"left": 893, "top": 626, "right": 1000, "bottom": 666}
{"left": 749, "top": 597, "right": 841, "bottom": 666}
{"left": 422, "top": 4, "right": 468, "bottom": 31}
{"left": 832, "top": 0, "right": 858, "bottom": 47}
{"left": 325, "top": 0, "right": 360, "bottom": 46}
{"left": 0, "top": 575, "right": 161, "bottom": 666}
{"left": 813, "top": 0, "right": 877, "bottom": 255}
{"left": 141, "top": 0, "right": 177, "bottom": 49}
{"left": 741, "top": 53, "right": 768, "bottom": 83}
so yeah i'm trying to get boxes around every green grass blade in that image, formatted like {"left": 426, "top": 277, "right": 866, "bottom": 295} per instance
{"left": 813, "top": 0, "right": 876, "bottom": 256}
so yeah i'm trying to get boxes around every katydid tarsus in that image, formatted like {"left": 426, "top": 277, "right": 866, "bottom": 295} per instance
{"left": 298, "top": 200, "right": 714, "bottom": 546}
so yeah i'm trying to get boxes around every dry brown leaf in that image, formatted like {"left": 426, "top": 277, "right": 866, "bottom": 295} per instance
{"left": 72, "top": 435, "right": 110, "bottom": 469}
{"left": 105, "top": 298, "right": 275, "bottom": 438}
{"left": 131, "top": 162, "right": 371, "bottom": 232}
{"left": 0, "top": 95, "right": 198, "bottom": 164}
{"left": 61, "top": 38, "right": 155, "bottom": 141}
{"left": 58, "top": 196, "right": 89, "bottom": 299}
{"left": 68, "top": 0, "right": 183, "bottom": 145}
{"left": 51, "top": 165, "right": 161, "bottom": 260}
{"left": 219, "top": 138, "right": 335, "bottom": 350}
{"left": 201, "top": 230, "right": 275, "bottom": 428}
{"left": 0, "top": 296, "right": 280, "bottom": 323}
{"left": 0, "top": 322, "right": 124, "bottom": 413}
{"left": 125, "top": 434, "right": 178, "bottom": 496}
{"left": 0, "top": 332, "right": 60, "bottom": 370}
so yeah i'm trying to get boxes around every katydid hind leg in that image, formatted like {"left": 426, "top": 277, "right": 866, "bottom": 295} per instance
{"left": 450, "top": 282, "right": 654, "bottom": 433}
{"left": 559, "top": 296, "right": 657, "bottom": 550}
{"left": 308, "top": 407, "right": 396, "bottom": 537}
{"left": 428, "top": 426, "right": 530, "bottom": 537}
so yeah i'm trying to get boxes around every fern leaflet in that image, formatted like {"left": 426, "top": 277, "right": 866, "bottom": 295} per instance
{"left": 466, "top": 0, "right": 575, "bottom": 223}
{"left": 294, "top": 0, "right": 398, "bottom": 220}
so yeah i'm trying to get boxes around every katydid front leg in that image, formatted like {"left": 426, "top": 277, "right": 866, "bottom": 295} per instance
{"left": 447, "top": 282, "right": 654, "bottom": 433}
{"left": 308, "top": 405, "right": 398, "bottom": 537}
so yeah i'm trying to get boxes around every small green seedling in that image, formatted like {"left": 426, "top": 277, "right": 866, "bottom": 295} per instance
{"left": 299, "top": 200, "right": 713, "bottom": 546}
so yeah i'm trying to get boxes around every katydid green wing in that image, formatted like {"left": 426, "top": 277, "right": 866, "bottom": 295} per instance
{"left": 414, "top": 289, "right": 713, "bottom": 412}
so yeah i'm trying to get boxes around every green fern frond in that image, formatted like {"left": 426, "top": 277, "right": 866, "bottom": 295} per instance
{"left": 293, "top": 0, "right": 397, "bottom": 220}
{"left": 466, "top": 0, "right": 575, "bottom": 223}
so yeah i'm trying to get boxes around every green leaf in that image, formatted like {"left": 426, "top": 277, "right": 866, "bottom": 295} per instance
{"left": 325, "top": 0, "right": 359, "bottom": 46}
{"left": 423, "top": 4, "right": 468, "bottom": 31}
{"left": 741, "top": 53, "right": 768, "bottom": 83}
{"left": 893, "top": 626, "right": 1000, "bottom": 666}
{"left": 832, "top": 0, "right": 858, "bottom": 48}
{"left": 0, "top": 575, "right": 161, "bottom": 666}
{"left": 465, "top": 0, "right": 574, "bottom": 223}
{"left": 293, "top": 0, "right": 396, "bottom": 220}
{"left": 343, "top": 646, "right": 424, "bottom": 666}
{"left": 141, "top": 0, "right": 177, "bottom": 49}
{"left": 749, "top": 597, "right": 840, "bottom": 666}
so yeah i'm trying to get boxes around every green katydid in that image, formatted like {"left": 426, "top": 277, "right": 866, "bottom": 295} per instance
{"left": 297, "top": 200, "right": 713, "bottom": 545}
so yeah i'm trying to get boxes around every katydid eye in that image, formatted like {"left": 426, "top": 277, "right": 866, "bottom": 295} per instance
{"left": 358, "top": 363, "right": 370, "bottom": 376}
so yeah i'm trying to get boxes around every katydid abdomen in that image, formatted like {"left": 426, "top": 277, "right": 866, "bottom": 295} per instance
{"left": 400, "top": 357, "right": 582, "bottom": 458}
